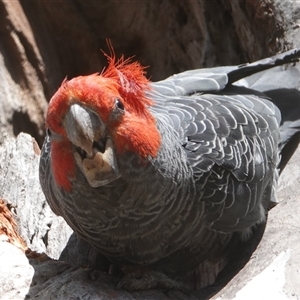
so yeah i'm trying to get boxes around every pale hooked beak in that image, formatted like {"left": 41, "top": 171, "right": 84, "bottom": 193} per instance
{"left": 63, "top": 103, "right": 120, "bottom": 187}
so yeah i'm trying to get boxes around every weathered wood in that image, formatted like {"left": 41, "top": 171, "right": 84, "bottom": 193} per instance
{"left": 0, "top": 133, "right": 72, "bottom": 256}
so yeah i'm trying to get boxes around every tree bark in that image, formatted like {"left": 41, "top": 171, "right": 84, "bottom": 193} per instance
{"left": 0, "top": 0, "right": 290, "bottom": 146}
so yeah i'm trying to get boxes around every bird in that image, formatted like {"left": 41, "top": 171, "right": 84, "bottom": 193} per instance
{"left": 39, "top": 48, "right": 300, "bottom": 293}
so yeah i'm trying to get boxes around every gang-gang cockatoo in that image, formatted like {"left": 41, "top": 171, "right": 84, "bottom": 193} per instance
{"left": 39, "top": 48, "right": 300, "bottom": 293}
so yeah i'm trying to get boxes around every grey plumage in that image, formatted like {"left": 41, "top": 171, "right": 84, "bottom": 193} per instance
{"left": 39, "top": 49, "right": 300, "bottom": 291}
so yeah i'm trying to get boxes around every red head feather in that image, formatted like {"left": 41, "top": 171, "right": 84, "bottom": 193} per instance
{"left": 46, "top": 49, "right": 161, "bottom": 191}
{"left": 101, "top": 50, "right": 153, "bottom": 116}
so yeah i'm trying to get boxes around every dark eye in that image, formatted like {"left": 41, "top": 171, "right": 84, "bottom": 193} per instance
{"left": 115, "top": 98, "right": 125, "bottom": 111}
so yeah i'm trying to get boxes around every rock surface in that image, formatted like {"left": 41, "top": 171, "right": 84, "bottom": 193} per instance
{"left": 0, "top": 0, "right": 300, "bottom": 299}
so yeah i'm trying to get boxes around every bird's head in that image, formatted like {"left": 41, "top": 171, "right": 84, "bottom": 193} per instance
{"left": 46, "top": 54, "right": 161, "bottom": 191}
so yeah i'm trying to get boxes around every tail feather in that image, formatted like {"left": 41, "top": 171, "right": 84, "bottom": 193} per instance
{"left": 264, "top": 89, "right": 300, "bottom": 148}
{"left": 228, "top": 48, "right": 300, "bottom": 85}
{"left": 230, "top": 51, "right": 300, "bottom": 167}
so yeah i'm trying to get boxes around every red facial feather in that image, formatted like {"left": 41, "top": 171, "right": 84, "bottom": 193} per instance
{"left": 101, "top": 53, "right": 153, "bottom": 116}
{"left": 51, "top": 140, "right": 75, "bottom": 191}
{"left": 47, "top": 51, "right": 161, "bottom": 190}
{"left": 114, "top": 114, "right": 161, "bottom": 158}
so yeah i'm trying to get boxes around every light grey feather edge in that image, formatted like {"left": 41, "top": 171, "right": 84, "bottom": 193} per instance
{"left": 148, "top": 51, "right": 300, "bottom": 232}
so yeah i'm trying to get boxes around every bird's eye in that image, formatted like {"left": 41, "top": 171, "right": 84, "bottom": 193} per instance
{"left": 115, "top": 98, "right": 125, "bottom": 111}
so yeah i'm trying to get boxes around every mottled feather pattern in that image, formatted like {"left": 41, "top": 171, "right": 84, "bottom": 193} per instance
{"left": 41, "top": 124, "right": 204, "bottom": 266}
{"left": 40, "top": 49, "right": 300, "bottom": 287}
{"left": 149, "top": 85, "right": 280, "bottom": 233}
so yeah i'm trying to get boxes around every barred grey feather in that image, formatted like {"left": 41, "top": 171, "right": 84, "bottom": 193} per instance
{"left": 40, "top": 49, "right": 300, "bottom": 291}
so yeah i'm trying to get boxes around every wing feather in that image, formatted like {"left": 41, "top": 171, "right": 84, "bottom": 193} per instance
{"left": 151, "top": 72, "right": 281, "bottom": 232}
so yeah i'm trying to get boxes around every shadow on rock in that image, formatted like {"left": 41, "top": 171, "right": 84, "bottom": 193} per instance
{"left": 25, "top": 222, "right": 266, "bottom": 300}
